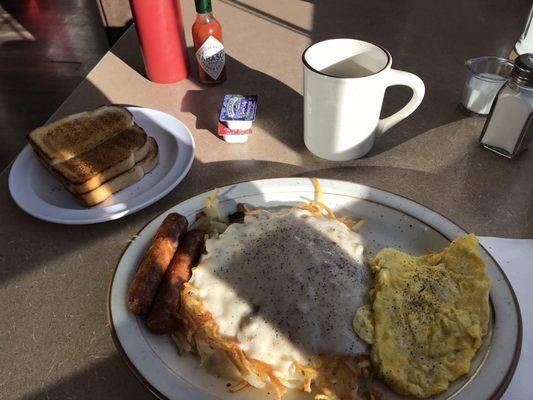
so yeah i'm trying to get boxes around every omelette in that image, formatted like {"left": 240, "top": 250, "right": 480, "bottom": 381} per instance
{"left": 353, "top": 234, "right": 491, "bottom": 398}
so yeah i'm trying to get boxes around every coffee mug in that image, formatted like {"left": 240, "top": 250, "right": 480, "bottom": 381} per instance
{"left": 303, "top": 39, "right": 425, "bottom": 161}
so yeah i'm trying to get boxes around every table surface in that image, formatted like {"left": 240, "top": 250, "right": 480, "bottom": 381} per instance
{"left": 1, "top": 0, "right": 532, "bottom": 398}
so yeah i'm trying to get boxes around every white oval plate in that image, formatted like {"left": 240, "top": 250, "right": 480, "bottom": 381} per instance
{"left": 109, "top": 178, "right": 521, "bottom": 400}
{"left": 8, "top": 107, "right": 195, "bottom": 224}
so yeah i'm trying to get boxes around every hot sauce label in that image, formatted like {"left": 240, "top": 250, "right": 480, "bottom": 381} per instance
{"left": 195, "top": 36, "right": 225, "bottom": 80}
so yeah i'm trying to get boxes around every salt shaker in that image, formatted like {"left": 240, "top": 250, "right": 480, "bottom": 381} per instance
{"left": 479, "top": 54, "right": 533, "bottom": 158}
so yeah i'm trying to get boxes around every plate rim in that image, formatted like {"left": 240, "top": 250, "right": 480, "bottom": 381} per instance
{"left": 108, "top": 177, "right": 522, "bottom": 400}
{"left": 8, "top": 106, "right": 195, "bottom": 225}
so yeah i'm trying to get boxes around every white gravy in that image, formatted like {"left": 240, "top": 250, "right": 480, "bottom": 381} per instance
{"left": 189, "top": 208, "right": 371, "bottom": 376}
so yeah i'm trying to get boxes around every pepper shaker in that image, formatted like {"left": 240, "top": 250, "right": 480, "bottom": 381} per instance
{"left": 479, "top": 54, "right": 533, "bottom": 158}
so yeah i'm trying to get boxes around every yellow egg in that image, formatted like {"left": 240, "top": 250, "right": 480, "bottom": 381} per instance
{"left": 353, "top": 304, "right": 374, "bottom": 345}
{"left": 356, "top": 234, "right": 491, "bottom": 398}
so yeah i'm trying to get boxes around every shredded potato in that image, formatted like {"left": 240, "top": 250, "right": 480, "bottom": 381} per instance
{"left": 299, "top": 178, "right": 367, "bottom": 233}
{"left": 176, "top": 178, "right": 378, "bottom": 400}
{"left": 190, "top": 189, "right": 230, "bottom": 234}
{"left": 229, "top": 381, "right": 250, "bottom": 392}
{"left": 180, "top": 282, "right": 373, "bottom": 400}
{"left": 313, "top": 177, "right": 324, "bottom": 204}
{"left": 337, "top": 216, "right": 367, "bottom": 232}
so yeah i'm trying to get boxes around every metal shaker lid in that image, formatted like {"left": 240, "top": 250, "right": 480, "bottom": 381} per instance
{"left": 512, "top": 54, "right": 533, "bottom": 86}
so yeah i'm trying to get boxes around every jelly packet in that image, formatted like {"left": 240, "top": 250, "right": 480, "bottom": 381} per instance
{"left": 219, "top": 94, "right": 258, "bottom": 130}
{"left": 217, "top": 122, "right": 253, "bottom": 143}
{"left": 218, "top": 94, "right": 258, "bottom": 143}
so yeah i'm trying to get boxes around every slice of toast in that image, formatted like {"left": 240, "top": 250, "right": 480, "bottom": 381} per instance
{"left": 76, "top": 137, "right": 159, "bottom": 207}
{"left": 28, "top": 106, "right": 134, "bottom": 165}
{"left": 50, "top": 124, "right": 149, "bottom": 194}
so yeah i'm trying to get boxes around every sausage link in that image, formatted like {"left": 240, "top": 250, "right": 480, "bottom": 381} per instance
{"left": 127, "top": 213, "right": 188, "bottom": 315}
{"left": 146, "top": 230, "right": 205, "bottom": 333}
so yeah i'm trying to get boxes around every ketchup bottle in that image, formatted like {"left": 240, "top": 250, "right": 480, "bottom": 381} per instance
{"left": 192, "top": 0, "right": 226, "bottom": 84}
{"left": 130, "top": 0, "right": 189, "bottom": 83}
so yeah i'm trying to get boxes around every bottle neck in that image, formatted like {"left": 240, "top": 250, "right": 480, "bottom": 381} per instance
{"left": 195, "top": 12, "right": 215, "bottom": 24}
{"left": 195, "top": 0, "right": 212, "bottom": 14}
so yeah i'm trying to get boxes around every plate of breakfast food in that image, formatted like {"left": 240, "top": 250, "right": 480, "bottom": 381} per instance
{"left": 108, "top": 178, "right": 521, "bottom": 400}
{"left": 8, "top": 106, "right": 195, "bottom": 224}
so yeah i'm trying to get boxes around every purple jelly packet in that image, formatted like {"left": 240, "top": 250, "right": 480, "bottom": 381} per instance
{"left": 219, "top": 95, "right": 258, "bottom": 129}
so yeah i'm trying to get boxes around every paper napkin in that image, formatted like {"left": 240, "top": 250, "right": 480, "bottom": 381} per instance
{"left": 479, "top": 237, "right": 533, "bottom": 400}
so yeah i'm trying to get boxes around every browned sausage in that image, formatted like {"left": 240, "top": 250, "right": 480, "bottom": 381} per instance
{"left": 127, "top": 213, "right": 188, "bottom": 315}
{"left": 146, "top": 230, "right": 205, "bottom": 333}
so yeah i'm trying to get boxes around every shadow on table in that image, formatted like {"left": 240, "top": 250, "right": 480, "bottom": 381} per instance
{"left": 293, "top": 152, "right": 533, "bottom": 239}
{"left": 180, "top": 50, "right": 306, "bottom": 152}
{"left": 110, "top": 27, "right": 452, "bottom": 160}
{"left": 308, "top": 0, "right": 528, "bottom": 157}
{"left": 110, "top": 35, "right": 306, "bottom": 153}
{"left": 109, "top": 26, "right": 147, "bottom": 78}
{"left": 20, "top": 353, "right": 150, "bottom": 400}
{"left": 219, "top": 0, "right": 530, "bottom": 157}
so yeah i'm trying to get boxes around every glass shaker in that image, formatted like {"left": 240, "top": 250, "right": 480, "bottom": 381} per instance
{"left": 460, "top": 57, "right": 513, "bottom": 115}
{"left": 479, "top": 54, "right": 533, "bottom": 158}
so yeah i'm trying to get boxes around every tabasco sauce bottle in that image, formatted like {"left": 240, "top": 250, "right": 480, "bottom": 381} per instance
{"left": 192, "top": 0, "right": 226, "bottom": 84}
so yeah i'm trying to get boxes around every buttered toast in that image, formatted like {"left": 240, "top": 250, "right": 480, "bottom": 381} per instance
{"left": 49, "top": 124, "right": 149, "bottom": 194}
{"left": 28, "top": 106, "right": 134, "bottom": 165}
{"left": 77, "top": 137, "right": 159, "bottom": 206}
{"left": 27, "top": 105, "right": 161, "bottom": 207}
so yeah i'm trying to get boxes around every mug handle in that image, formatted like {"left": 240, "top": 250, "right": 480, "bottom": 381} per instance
{"left": 377, "top": 69, "right": 425, "bottom": 136}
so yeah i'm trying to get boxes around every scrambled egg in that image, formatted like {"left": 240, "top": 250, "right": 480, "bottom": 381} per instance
{"left": 353, "top": 234, "right": 491, "bottom": 398}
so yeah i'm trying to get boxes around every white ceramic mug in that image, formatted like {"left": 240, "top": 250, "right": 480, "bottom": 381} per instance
{"left": 303, "top": 39, "right": 425, "bottom": 161}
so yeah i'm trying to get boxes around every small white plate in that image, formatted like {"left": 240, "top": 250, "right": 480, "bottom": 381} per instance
{"left": 8, "top": 107, "right": 195, "bottom": 224}
{"left": 108, "top": 178, "right": 521, "bottom": 400}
